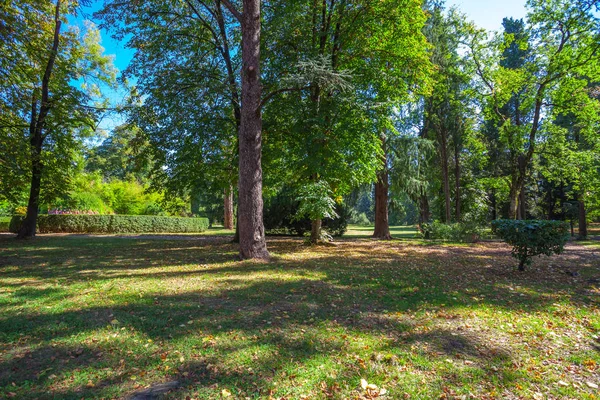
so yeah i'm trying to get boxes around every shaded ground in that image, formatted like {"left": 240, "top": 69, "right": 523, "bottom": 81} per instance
{"left": 0, "top": 234, "right": 599, "bottom": 399}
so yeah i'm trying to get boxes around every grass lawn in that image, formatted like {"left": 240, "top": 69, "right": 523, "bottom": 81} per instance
{"left": 343, "top": 225, "right": 419, "bottom": 239}
{"left": 0, "top": 234, "right": 599, "bottom": 399}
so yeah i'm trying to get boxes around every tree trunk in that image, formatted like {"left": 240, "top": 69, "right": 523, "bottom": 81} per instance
{"left": 490, "top": 189, "right": 497, "bottom": 221}
{"left": 454, "top": 143, "right": 461, "bottom": 222}
{"left": 18, "top": 0, "right": 61, "bottom": 239}
{"left": 440, "top": 131, "right": 451, "bottom": 223}
{"left": 518, "top": 182, "right": 526, "bottom": 220}
{"left": 578, "top": 197, "right": 587, "bottom": 240}
{"left": 418, "top": 193, "right": 430, "bottom": 233}
{"left": 373, "top": 170, "right": 391, "bottom": 240}
{"left": 223, "top": 186, "right": 234, "bottom": 229}
{"left": 310, "top": 218, "right": 322, "bottom": 244}
{"left": 237, "top": 0, "right": 269, "bottom": 259}
{"left": 18, "top": 159, "right": 42, "bottom": 238}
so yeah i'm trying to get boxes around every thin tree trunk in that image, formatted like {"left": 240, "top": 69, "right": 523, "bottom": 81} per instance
{"left": 418, "top": 193, "right": 430, "bottom": 234}
{"left": 18, "top": 0, "right": 62, "bottom": 239}
{"left": 454, "top": 143, "right": 461, "bottom": 222}
{"left": 578, "top": 197, "right": 587, "bottom": 240}
{"left": 223, "top": 186, "right": 234, "bottom": 229}
{"left": 490, "top": 189, "right": 497, "bottom": 221}
{"left": 237, "top": 0, "right": 269, "bottom": 259}
{"left": 518, "top": 183, "right": 526, "bottom": 220}
{"left": 439, "top": 131, "right": 451, "bottom": 223}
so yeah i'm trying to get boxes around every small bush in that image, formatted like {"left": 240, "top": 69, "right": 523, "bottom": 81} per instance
{"left": 9, "top": 215, "right": 209, "bottom": 234}
{"left": 492, "top": 219, "right": 569, "bottom": 271}
{"left": 421, "top": 221, "right": 483, "bottom": 243}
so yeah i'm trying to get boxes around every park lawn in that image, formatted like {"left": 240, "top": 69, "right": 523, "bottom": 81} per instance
{"left": 0, "top": 235, "right": 599, "bottom": 399}
{"left": 343, "top": 225, "right": 419, "bottom": 239}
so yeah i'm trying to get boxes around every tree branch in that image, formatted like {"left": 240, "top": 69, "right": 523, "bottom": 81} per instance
{"left": 220, "top": 0, "right": 241, "bottom": 22}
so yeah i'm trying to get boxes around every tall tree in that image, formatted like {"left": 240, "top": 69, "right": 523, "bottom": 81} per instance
{"left": 261, "top": 0, "right": 431, "bottom": 242}
{"left": 469, "top": 0, "right": 600, "bottom": 219}
{"left": 0, "top": 0, "right": 115, "bottom": 237}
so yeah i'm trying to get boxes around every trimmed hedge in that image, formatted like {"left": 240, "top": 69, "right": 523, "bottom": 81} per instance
{"left": 0, "top": 216, "right": 10, "bottom": 232}
{"left": 492, "top": 219, "right": 569, "bottom": 271}
{"left": 9, "top": 214, "right": 209, "bottom": 234}
{"left": 421, "top": 221, "right": 484, "bottom": 243}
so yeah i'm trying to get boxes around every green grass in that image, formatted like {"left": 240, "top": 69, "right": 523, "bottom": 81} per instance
{"left": 0, "top": 234, "right": 599, "bottom": 399}
{"left": 343, "top": 224, "right": 419, "bottom": 239}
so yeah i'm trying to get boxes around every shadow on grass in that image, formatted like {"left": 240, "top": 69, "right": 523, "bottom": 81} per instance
{"left": 0, "top": 235, "right": 598, "bottom": 398}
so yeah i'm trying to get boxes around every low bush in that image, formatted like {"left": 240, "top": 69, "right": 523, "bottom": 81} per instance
{"left": 420, "top": 221, "right": 484, "bottom": 243}
{"left": 492, "top": 219, "right": 569, "bottom": 271}
{"left": 9, "top": 215, "right": 209, "bottom": 234}
{"left": 0, "top": 216, "right": 11, "bottom": 232}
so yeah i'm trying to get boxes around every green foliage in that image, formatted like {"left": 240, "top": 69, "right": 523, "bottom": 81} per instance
{"left": 421, "top": 221, "right": 484, "bottom": 243}
{"left": 492, "top": 219, "right": 570, "bottom": 270}
{"left": 295, "top": 181, "right": 339, "bottom": 223}
{"left": 0, "top": 3, "right": 117, "bottom": 206}
{"left": 349, "top": 212, "right": 371, "bottom": 226}
{"left": 0, "top": 217, "right": 11, "bottom": 232}
{"left": 9, "top": 215, "right": 208, "bottom": 234}
{"left": 263, "top": 187, "right": 349, "bottom": 237}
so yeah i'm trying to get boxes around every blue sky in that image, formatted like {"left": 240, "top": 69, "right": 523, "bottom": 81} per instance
{"left": 78, "top": 0, "right": 529, "bottom": 133}
{"left": 447, "top": 0, "right": 528, "bottom": 31}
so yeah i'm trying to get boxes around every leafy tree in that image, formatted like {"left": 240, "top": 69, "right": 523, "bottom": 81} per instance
{"left": 469, "top": 0, "right": 600, "bottom": 219}
{"left": 261, "top": 0, "right": 432, "bottom": 242}
{"left": 0, "top": 0, "right": 116, "bottom": 237}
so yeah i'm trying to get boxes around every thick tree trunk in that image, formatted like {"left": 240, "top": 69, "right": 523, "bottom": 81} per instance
{"left": 373, "top": 170, "right": 391, "bottom": 240}
{"left": 454, "top": 144, "right": 461, "bottom": 222}
{"left": 223, "top": 186, "right": 234, "bottom": 229}
{"left": 310, "top": 218, "right": 322, "bottom": 244}
{"left": 237, "top": 0, "right": 269, "bottom": 259}
{"left": 18, "top": 0, "right": 61, "bottom": 239}
{"left": 578, "top": 197, "right": 587, "bottom": 240}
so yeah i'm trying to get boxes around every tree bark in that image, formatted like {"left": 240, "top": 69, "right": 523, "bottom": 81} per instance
{"left": 310, "top": 218, "right": 322, "bottom": 244}
{"left": 223, "top": 186, "right": 234, "bottom": 229}
{"left": 237, "top": 0, "right": 269, "bottom": 259}
{"left": 418, "top": 193, "right": 430, "bottom": 233}
{"left": 518, "top": 183, "right": 526, "bottom": 220}
{"left": 439, "top": 130, "right": 451, "bottom": 223}
{"left": 454, "top": 141, "right": 461, "bottom": 222}
{"left": 373, "top": 170, "right": 392, "bottom": 240}
{"left": 18, "top": 0, "right": 62, "bottom": 239}
{"left": 578, "top": 197, "right": 587, "bottom": 240}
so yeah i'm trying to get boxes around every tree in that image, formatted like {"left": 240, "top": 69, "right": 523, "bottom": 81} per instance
{"left": 469, "top": 0, "right": 600, "bottom": 220}
{"left": 0, "top": 0, "right": 115, "bottom": 238}
{"left": 421, "top": 4, "right": 473, "bottom": 224}
{"left": 97, "top": 0, "right": 242, "bottom": 233}
{"left": 221, "top": 0, "right": 270, "bottom": 258}
{"left": 261, "top": 0, "right": 431, "bottom": 242}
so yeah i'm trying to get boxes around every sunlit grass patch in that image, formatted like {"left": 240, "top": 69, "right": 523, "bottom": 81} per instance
{"left": 0, "top": 235, "right": 598, "bottom": 399}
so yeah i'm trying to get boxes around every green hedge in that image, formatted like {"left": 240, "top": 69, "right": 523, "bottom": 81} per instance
{"left": 0, "top": 216, "right": 10, "bottom": 232}
{"left": 420, "top": 221, "right": 484, "bottom": 242}
{"left": 9, "top": 215, "right": 209, "bottom": 234}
